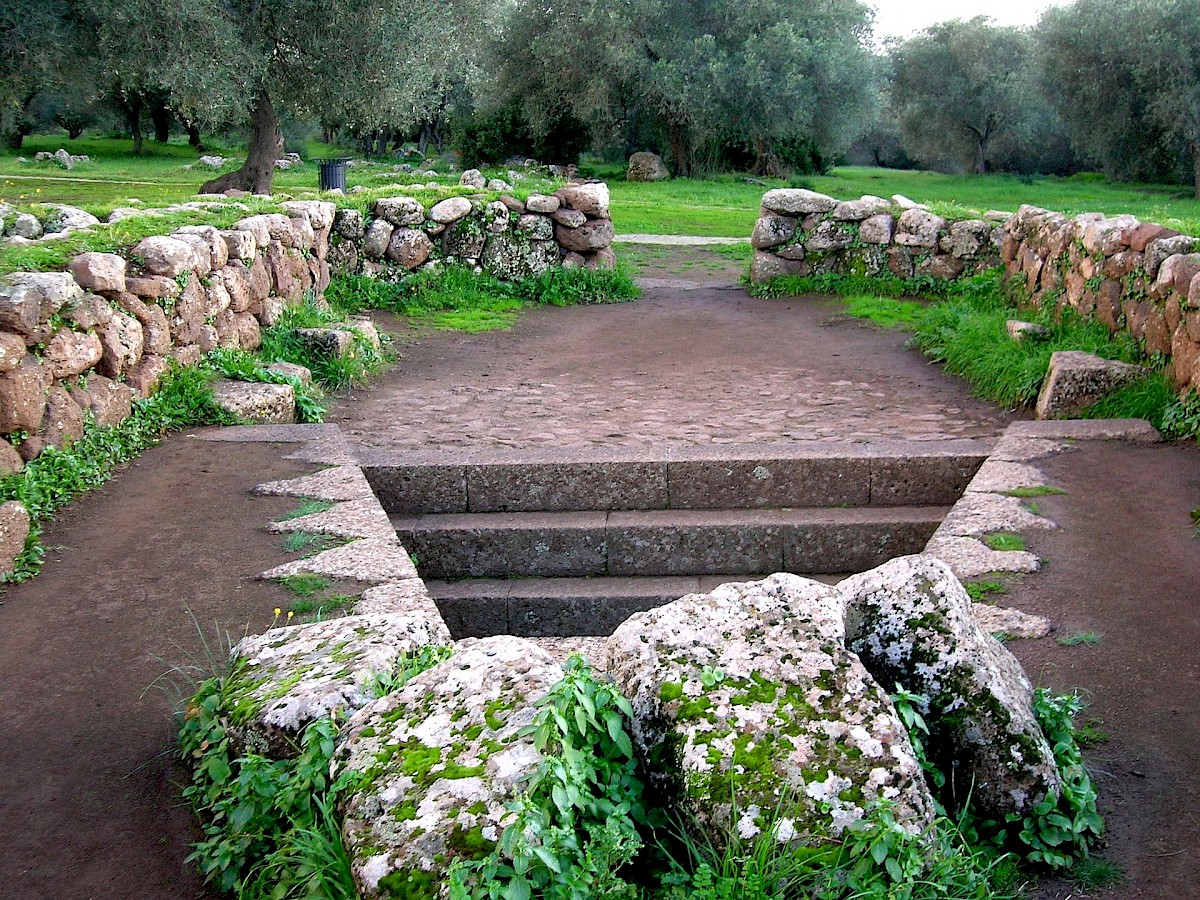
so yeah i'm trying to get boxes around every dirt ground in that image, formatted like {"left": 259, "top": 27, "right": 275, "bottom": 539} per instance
{"left": 0, "top": 248, "right": 1196, "bottom": 899}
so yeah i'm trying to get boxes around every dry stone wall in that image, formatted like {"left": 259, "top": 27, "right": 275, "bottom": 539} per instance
{"left": 751, "top": 189, "right": 1200, "bottom": 395}
{"left": 0, "top": 184, "right": 614, "bottom": 574}
{"left": 326, "top": 181, "right": 615, "bottom": 280}
{"left": 749, "top": 189, "right": 1006, "bottom": 285}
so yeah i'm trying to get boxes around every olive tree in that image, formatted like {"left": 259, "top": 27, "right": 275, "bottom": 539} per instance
{"left": 1038, "top": 0, "right": 1200, "bottom": 194}
{"left": 490, "top": 0, "right": 877, "bottom": 176}
{"left": 891, "top": 17, "right": 1039, "bottom": 174}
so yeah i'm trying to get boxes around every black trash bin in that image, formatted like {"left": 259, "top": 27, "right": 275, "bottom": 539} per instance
{"left": 316, "top": 157, "right": 350, "bottom": 192}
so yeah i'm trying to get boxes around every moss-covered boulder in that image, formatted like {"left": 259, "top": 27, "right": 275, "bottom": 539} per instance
{"left": 227, "top": 611, "right": 451, "bottom": 757}
{"left": 606, "top": 574, "right": 934, "bottom": 848}
{"left": 837, "top": 555, "right": 1061, "bottom": 819}
{"left": 333, "top": 636, "right": 563, "bottom": 900}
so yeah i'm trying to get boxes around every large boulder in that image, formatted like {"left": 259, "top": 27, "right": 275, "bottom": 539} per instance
{"left": 225, "top": 612, "right": 451, "bottom": 757}
{"left": 607, "top": 574, "right": 935, "bottom": 847}
{"left": 42, "top": 205, "right": 99, "bottom": 233}
{"left": 482, "top": 233, "right": 561, "bottom": 280}
{"left": 0, "top": 272, "right": 84, "bottom": 339}
{"left": 761, "top": 189, "right": 837, "bottom": 216}
{"left": 211, "top": 379, "right": 296, "bottom": 425}
{"left": 627, "top": 151, "right": 670, "bottom": 182}
{"left": 0, "top": 501, "right": 30, "bottom": 575}
{"left": 1035, "top": 351, "right": 1146, "bottom": 419}
{"left": 836, "top": 556, "right": 1061, "bottom": 819}
{"left": 334, "top": 637, "right": 562, "bottom": 900}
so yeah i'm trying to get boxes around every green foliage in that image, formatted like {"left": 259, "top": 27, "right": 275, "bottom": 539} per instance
{"left": 1057, "top": 632, "right": 1103, "bottom": 647}
{"left": 256, "top": 296, "right": 387, "bottom": 389}
{"left": 1160, "top": 389, "right": 1200, "bottom": 441}
{"left": 1070, "top": 856, "right": 1125, "bottom": 891}
{"left": 912, "top": 278, "right": 1143, "bottom": 408}
{"left": 362, "top": 646, "right": 454, "bottom": 699}
{"left": 179, "top": 643, "right": 449, "bottom": 897}
{"left": 1002, "top": 486, "right": 1065, "bottom": 498}
{"left": 964, "top": 579, "right": 1008, "bottom": 603}
{"left": 277, "top": 574, "right": 332, "bottom": 597}
{"left": 1081, "top": 372, "right": 1178, "bottom": 432}
{"left": 180, "top": 680, "right": 357, "bottom": 898}
{"left": 279, "top": 499, "right": 336, "bottom": 521}
{"left": 983, "top": 533, "right": 1026, "bottom": 552}
{"left": 451, "top": 654, "right": 645, "bottom": 900}
{"left": 282, "top": 530, "right": 342, "bottom": 556}
{"left": 1014, "top": 691, "right": 1104, "bottom": 869}
{"left": 658, "top": 797, "right": 1018, "bottom": 900}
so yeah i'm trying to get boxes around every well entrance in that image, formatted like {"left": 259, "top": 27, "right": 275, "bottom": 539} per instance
{"left": 362, "top": 440, "right": 986, "bottom": 638}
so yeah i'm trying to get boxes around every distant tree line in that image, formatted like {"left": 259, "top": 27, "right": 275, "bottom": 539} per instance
{"left": 2, "top": 0, "right": 1199, "bottom": 195}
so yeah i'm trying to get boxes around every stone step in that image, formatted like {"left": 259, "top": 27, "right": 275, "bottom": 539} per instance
{"left": 361, "top": 440, "right": 988, "bottom": 515}
{"left": 394, "top": 505, "right": 950, "bottom": 580}
{"left": 428, "top": 574, "right": 848, "bottom": 638}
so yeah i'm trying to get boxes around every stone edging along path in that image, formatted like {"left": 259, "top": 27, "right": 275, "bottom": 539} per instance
{"left": 201, "top": 415, "right": 1162, "bottom": 658}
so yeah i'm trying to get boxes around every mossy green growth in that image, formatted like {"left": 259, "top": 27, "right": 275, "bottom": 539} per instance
{"left": 378, "top": 867, "right": 438, "bottom": 900}
{"left": 445, "top": 824, "right": 496, "bottom": 859}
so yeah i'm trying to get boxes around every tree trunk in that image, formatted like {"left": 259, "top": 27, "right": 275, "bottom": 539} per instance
{"left": 1192, "top": 141, "right": 1200, "bottom": 201}
{"left": 126, "top": 96, "right": 144, "bottom": 155}
{"left": 973, "top": 138, "right": 988, "bottom": 175}
{"left": 186, "top": 121, "right": 205, "bottom": 151}
{"left": 750, "top": 136, "right": 785, "bottom": 178}
{"left": 199, "top": 90, "right": 282, "bottom": 195}
{"left": 667, "top": 120, "right": 692, "bottom": 178}
{"left": 150, "top": 101, "right": 170, "bottom": 143}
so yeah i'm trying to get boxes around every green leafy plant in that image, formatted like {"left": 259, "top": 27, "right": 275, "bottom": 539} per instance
{"left": 450, "top": 654, "right": 645, "bottom": 900}
{"left": 1012, "top": 690, "right": 1104, "bottom": 869}
{"left": 178, "top": 643, "right": 449, "bottom": 898}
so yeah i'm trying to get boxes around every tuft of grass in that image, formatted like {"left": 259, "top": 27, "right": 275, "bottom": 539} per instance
{"left": 1057, "top": 631, "right": 1103, "bottom": 647}
{"left": 279, "top": 499, "right": 336, "bottom": 521}
{"left": 983, "top": 532, "right": 1027, "bottom": 552}
{"left": 287, "top": 593, "right": 356, "bottom": 620}
{"left": 842, "top": 294, "right": 927, "bottom": 330}
{"left": 1070, "top": 856, "right": 1126, "bottom": 891}
{"left": 256, "top": 295, "right": 388, "bottom": 389}
{"left": 964, "top": 578, "right": 1008, "bottom": 602}
{"left": 277, "top": 574, "right": 331, "bottom": 597}
{"left": 1081, "top": 371, "right": 1178, "bottom": 431}
{"left": 1075, "top": 717, "right": 1110, "bottom": 747}
{"left": 1004, "top": 485, "right": 1067, "bottom": 498}
{"left": 282, "top": 531, "right": 341, "bottom": 556}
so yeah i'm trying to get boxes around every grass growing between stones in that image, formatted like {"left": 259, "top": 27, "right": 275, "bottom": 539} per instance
{"left": 326, "top": 264, "right": 639, "bottom": 335}
{"left": 984, "top": 532, "right": 1028, "bottom": 552}
{"left": 758, "top": 268, "right": 1200, "bottom": 439}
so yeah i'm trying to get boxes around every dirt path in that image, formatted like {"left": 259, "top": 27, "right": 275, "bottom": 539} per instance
{"left": 0, "top": 251, "right": 1196, "bottom": 898}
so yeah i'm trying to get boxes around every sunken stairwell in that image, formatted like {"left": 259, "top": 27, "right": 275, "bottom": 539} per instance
{"left": 361, "top": 441, "right": 988, "bottom": 638}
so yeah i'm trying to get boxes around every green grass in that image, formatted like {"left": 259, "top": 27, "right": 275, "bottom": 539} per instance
{"left": 1070, "top": 857, "right": 1125, "bottom": 891}
{"left": 287, "top": 593, "right": 356, "bottom": 620}
{"left": 964, "top": 578, "right": 1008, "bottom": 602}
{"left": 984, "top": 532, "right": 1027, "bottom": 552}
{"left": 277, "top": 574, "right": 332, "bottom": 597}
{"left": 841, "top": 294, "right": 928, "bottom": 330}
{"left": 1057, "top": 631, "right": 1104, "bottom": 647}
{"left": 279, "top": 499, "right": 336, "bottom": 521}
{"left": 282, "top": 531, "right": 342, "bottom": 556}
{"left": 1003, "top": 486, "right": 1067, "bottom": 498}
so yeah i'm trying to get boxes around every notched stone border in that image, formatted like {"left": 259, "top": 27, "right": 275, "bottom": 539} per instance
{"left": 923, "top": 417, "right": 1161, "bottom": 639}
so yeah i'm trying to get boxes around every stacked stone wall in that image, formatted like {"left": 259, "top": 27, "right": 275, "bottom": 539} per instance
{"left": 1002, "top": 204, "right": 1200, "bottom": 393}
{"left": 749, "top": 189, "right": 1005, "bottom": 285}
{"left": 751, "top": 190, "right": 1200, "bottom": 394}
{"left": 327, "top": 181, "right": 615, "bottom": 280}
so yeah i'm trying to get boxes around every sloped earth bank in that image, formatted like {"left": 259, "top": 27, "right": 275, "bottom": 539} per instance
{"left": 0, "top": 250, "right": 1196, "bottom": 898}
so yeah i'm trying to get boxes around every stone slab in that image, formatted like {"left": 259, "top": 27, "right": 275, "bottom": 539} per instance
{"left": 606, "top": 508, "right": 784, "bottom": 576}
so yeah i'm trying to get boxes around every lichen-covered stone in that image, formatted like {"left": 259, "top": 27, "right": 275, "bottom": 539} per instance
{"left": 751, "top": 215, "right": 797, "bottom": 250}
{"left": 211, "top": 379, "right": 296, "bottom": 424}
{"left": 761, "top": 189, "right": 837, "bottom": 216}
{"left": 228, "top": 613, "right": 452, "bottom": 757}
{"left": 1035, "top": 351, "right": 1146, "bottom": 419}
{"left": 334, "top": 637, "right": 562, "bottom": 899}
{"left": 430, "top": 197, "right": 472, "bottom": 224}
{"left": 607, "top": 574, "right": 934, "bottom": 848}
{"left": 374, "top": 197, "right": 426, "bottom": 227}
{"left": 0, "top": 500, "right": 30, "bottom": 574}
{"left": 481, "top": 233, "right": 560, "bottom": 280}
{"left": 837, "top": 555, "right": 1061, "bottom": 819}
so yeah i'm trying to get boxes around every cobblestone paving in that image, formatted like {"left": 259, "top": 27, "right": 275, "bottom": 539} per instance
{"left": 331, "top": 281, "right": 1020, "bottom": 452}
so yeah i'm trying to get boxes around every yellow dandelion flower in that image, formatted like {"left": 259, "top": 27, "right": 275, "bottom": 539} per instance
{"left": 273, "top": 607, "right": 282, "bottom": 617}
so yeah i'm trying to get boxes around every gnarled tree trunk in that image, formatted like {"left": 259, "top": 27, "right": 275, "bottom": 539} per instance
{"left": 750, "top": 136, "right": 785, "bottom": 178}
{"left": 200, "top": 90, "right": 282, "bottom": 195}
{"left": 667, "top": 120, "right": 692, "bottom": 178}
{"left": 150, "top": 99, "right": 170, "bottom": 143}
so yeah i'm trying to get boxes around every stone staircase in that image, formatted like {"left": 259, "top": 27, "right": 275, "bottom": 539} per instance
{"left": 360, "top": 441, "right": 988, "bottom": 638}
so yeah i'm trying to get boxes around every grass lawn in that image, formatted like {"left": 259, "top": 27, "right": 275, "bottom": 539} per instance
{"left": 5, "top": 134, "right": 1200, "bottom": 239}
